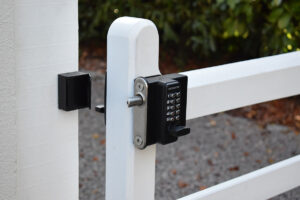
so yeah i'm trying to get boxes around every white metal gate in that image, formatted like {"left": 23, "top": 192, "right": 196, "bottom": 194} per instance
{"left": 1, "top": 4, "right": 299, "bottom": 198}
{"left": 106, "top": 17, "right": 300, "bottom": 200}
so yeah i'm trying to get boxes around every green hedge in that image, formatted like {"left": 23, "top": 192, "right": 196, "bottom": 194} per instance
{"left": 79, "top": 0, "right": 300, "bottom": 62}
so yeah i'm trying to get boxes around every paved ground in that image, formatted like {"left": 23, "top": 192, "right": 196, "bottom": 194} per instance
{"left": 79, "top": 72, "right": 300, "bottom": 200}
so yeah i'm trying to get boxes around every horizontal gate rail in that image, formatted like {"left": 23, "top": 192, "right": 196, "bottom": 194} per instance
{"left": 182, "top": 51, "right": 300, "bottom": 120}
{"left": 178, "top": 155, "right": 300, "bottom": 200}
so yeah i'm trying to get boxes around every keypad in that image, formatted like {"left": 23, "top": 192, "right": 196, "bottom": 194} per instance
{"left": 166, "top": 91, "right": 181, "bottom": 122}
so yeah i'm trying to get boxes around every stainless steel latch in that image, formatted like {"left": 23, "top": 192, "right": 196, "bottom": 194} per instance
{"left": 127, "top": 77, "right": 149, "bottom": 149}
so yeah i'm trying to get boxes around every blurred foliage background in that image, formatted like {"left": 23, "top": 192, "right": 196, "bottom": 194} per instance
{"left": 79, "top": 0, "right": 300, "bottom": 67}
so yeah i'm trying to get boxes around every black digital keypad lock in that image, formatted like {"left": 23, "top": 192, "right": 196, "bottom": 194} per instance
{"left": 96, "top": 73, "right": 190, "bottom": 149}
{"left": 132, "top": 74, "right": 190, "bottom": 149}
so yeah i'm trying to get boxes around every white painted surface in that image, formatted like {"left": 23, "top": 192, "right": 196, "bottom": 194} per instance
{"left": 179, "top": 155, "right": 300, "bottom": 200}
{"left": 0, "top": 1, "right": 17, "bottom": 199}
{"left": 106, "top": 17, "right": 160, "bottom": 200}
{"left": 182, "top": 52, "right": 300, "bottom": 120}
{"left": 1, "top": 0, "right": 79, "bottom": 199}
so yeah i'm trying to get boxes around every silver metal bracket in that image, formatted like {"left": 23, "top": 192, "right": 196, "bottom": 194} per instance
{"left": 127, "top": 77, "right": 148, "bottom": 149}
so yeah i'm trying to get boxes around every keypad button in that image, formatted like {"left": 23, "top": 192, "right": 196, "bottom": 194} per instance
{"left": 176, "top": 98, "right": 180, "bottom": 103}
{"left": 169, "top": 93, "right": 176, "bottom": 98}
{"left": 167, "top": 106, "right": 175, "bottom": 111}
{"left": 167, "top": 111, "right": 175, "bottom": 116}
{"left": 176, "top": 92, "right": 181, "bottom": 97}
{"left": 176, "top": 104, "right": 180, "bottom": 109}
{"left": 175, "top": 110, "right": 180, "bottom": 115}
{"left": 175, "top": 116, "right": 180, "bottom": 120}
{"left": 166, "top": 117, "right": 175, "bottom": 122}
{"left": 167, "top": 99, "right": 175, "bottom": 104}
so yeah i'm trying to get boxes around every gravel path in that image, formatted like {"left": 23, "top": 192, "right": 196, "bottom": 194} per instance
{"left": 79, "top": 72, "right": 300, "bottom": 200}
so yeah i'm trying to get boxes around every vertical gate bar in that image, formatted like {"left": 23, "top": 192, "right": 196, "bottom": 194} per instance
{"left": 106, "top": 17, "right": 160, "bottom": 200}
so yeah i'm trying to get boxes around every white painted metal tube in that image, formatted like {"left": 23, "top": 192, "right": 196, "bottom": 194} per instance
{"left": 106, "top": 17, "right": 160, "bottom": 200}
{"left": 182, "top": 52, "right": 300, "bottom": 120}
{"left": 0, "top": 1, "right": 79, "bottom": 199}
{"left": 178, "top": 155, "right": 300, "bottom": 200}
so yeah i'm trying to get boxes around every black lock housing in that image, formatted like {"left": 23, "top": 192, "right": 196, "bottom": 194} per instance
{"left": 58, "top": 71, "right": 91, "bottom": 111}
{"left": 95, "top": 73, "right": 190, "bottom": 149}
{"left": 145, "top": 74, "right": 190, "bottom": 146}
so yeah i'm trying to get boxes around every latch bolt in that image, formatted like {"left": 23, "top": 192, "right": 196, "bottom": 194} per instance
{"left": 127, "top": 95, "right": 144, "bottom": 107}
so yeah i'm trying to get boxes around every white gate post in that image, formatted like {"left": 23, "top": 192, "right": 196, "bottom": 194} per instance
{"left": 0, "top": 1, "right": 79, "bottom": 199}
{"left": 0, "top": 1, "right": 17, "bottom": 199}
{"left": 106, "top": 17, "right": 160, "bottom": 200}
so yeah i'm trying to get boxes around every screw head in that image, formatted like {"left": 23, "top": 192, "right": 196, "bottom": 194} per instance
{"left": 136, "top": 83, "right": 144, "bottom": 92}
{"left": 134, "top": 136, "right": 143, "bottom": 146}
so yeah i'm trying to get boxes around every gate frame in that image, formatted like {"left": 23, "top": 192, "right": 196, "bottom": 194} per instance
{"left": 106, "top": 17, "right": 300, "bottom": 200}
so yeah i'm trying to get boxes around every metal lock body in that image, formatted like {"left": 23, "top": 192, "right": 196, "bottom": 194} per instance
{"left": 130, "top": 74, "right": 190, "bottom": 149}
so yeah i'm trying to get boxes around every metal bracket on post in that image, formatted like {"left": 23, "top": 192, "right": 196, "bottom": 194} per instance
{"left": 127, "top": 77, "right": 149, "bottom": 149}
